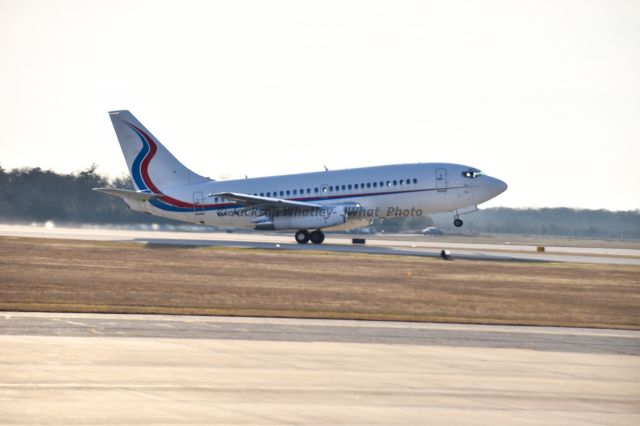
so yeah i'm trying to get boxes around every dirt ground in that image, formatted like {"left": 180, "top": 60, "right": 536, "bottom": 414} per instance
{"left": 1, "top": 236, "right": 639, "bottom": 329}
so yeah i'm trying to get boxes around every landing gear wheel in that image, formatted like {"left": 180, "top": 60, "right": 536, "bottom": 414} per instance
{"left": 309, "top": 230, "right": 325, "bottom": 244}
{"left": 295, "top": 230, "right": 310, "bottom": 244}
{"left": 453, "top": 218, "right": 463, "bottom": 227}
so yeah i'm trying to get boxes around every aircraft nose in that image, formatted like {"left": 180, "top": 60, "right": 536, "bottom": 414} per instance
{"left": 473, "top": 176, "right": 508, "bottom": 204}
{"left": 489, "top": 177, "right": 508, "bottom": 197}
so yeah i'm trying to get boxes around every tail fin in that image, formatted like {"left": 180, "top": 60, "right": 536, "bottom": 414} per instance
{"left": 109, "top": 110, "right": 209, "bottom": 192}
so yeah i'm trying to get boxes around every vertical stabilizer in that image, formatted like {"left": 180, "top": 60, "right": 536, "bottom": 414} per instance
{"left": 109, "top": 110, "right": 209, "bottom": 192}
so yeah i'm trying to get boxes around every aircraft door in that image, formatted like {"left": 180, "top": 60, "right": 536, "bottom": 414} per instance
{"left": 436, "top": 168, "right": 447, "bottom": 192}
{"left": 193, "top": 191, "right": 204, "bottom": 215}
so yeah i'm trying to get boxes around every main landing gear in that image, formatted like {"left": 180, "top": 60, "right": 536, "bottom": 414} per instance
{"left": 295, "top": 229, "right": 325, "bottom": 244}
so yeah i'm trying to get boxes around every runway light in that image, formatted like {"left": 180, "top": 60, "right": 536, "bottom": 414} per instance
{"left": 276, "top": 244, "right": 280, "bottom": 248}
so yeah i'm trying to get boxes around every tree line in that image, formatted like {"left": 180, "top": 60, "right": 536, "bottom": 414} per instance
{"left": 0, "top": 165, "right": 638, "bottom": 239}
{"left": 0, "top": 165, "right": 171, "bottom": 224}
{"left": 429, "top": 208, "right": 640, "bottom": 240}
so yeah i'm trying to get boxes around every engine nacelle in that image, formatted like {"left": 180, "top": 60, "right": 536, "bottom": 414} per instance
{"left": 255, "top": 206, "right": 348, "bottom": 231}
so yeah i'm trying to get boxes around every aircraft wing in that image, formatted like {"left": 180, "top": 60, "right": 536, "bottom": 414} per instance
{"left": 92, "top": 187, "right": 163, "bottom": 201}
{"left": 213, "top": 192, "right": 324, "bottom": 209}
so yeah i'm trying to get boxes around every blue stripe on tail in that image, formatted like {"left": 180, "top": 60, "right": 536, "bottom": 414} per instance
{"left": 129, "top": 125, "right": 150, "bottom": 191}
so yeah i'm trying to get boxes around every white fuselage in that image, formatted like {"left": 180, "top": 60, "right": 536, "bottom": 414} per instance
{"left": 126, "top": 162, "right": 507, "bottom": 230}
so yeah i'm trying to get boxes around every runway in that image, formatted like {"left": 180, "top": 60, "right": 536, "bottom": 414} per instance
{"left": 1, "top": 312, "right": 639, "bottom": 425}
{"left": 1, "top": 224, "right": 639, "bottom": 265}
{"left": 1, "top": 225, "right": 639, "bottom": 424}
{"left": 3, "top": 312, "right": 639, "bottom": 355}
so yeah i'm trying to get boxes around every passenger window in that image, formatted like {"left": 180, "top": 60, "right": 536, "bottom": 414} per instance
{"left": 286, "top": 190, "right": 290, "bottom": 196}
{"left": 386, "top": 181, "right": 391, "bottom": 187}
{"left": 354, "top": 184, "right": 358, "bottom": 189}
{"left": 329, "top": 186, "right": 333, "bottom": 191}
{"left": 367, "top": 183, "right": 371, "bottom": 188}
{"left": 293, "top": 190, "right": 297, "bottom": 195}
{"left": 280, "top": 191, "right": 284, "bottom": 196}
{"left": 260, "top": 193, "right": 264, "bottom": 197}
{"left": 348, "top": 184, "right": 352, "bottom": 190}
{"left": 267, "top": 192, "right": 270, "bottom": 197}
{"left": 413, "top": 178, "right": 417, "bottom": 184}
{"left": 373, "top": 182, "right": 377, "bottom": 188}
{"left": 393, "top": 180, "right": 397, "bottom": 185}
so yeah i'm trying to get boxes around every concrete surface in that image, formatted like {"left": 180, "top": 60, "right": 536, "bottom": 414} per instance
{"left": 1, "top": 224, "right": 639, "bottom": 265}
{"left": 1, "top": 312, "right": 639, "bottom": 425}
{"left": 2, "top": 312, "right": 640, "bottom": 355}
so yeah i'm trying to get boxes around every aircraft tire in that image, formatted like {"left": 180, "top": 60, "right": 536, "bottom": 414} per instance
{"left": 310, "top": 230, "right": 325, "bottom": 244}
{"left": 295, "top": 230, "right": 310, "bottom": 244}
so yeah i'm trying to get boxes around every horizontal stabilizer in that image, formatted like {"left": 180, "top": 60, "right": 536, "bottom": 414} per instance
{"left": 92, "top": 187, "right": 163, "bottom": 201}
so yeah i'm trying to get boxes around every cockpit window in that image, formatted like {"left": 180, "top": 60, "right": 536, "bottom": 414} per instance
{"left": 462, "top": 169, "right": 485, "bottom": 178}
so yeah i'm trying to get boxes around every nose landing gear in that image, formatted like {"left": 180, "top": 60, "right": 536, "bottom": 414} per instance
{"left": 453, "top": 206, "right": 477, "bottom": 228}
{"left": 453, "top": 210, "right": 463, "bottom": 227}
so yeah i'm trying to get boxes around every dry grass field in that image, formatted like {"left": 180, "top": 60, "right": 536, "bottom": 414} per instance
{"left": 1, "top": 236, "right": 639, "bottom": 329}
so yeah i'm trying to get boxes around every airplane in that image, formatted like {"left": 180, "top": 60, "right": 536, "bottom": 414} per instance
{"left": 94, "top": 110, "right": 507, "bottom": 244}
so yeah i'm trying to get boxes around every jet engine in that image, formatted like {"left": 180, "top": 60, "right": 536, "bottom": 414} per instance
{"left": 254, "top": 206, "right": 348, "bottom": 231}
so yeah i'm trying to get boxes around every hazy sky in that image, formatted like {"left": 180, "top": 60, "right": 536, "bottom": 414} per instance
{"left": 1, "top": 0, "right": 638, "bottom": 210}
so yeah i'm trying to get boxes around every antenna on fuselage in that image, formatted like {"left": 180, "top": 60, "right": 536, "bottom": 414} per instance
{"left": 324, "top": 165, "right": 329, "bottom": 171}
